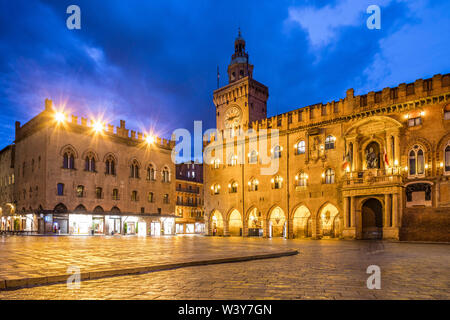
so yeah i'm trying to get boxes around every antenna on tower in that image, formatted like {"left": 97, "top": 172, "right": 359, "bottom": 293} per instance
{"left": 217, "top": 65, "right": 220, "bottom": 89}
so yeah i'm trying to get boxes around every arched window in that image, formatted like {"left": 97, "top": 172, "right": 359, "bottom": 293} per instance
{"left": 229, "top": 155, "right": 238, "bottom": 167}
{"left": 248, "top": 150, "right": 258, "bottom": 164}
{"left": 445, "top": 144, "right": 450, "bottom": 173}
{"left": 148, "top": 192, "right": 154, "bottom": 203}
{"left": 229, "top": 181, "right": 238, "bottom": 193}
{"left": 130, "top": 160, "right": 140, "bottom": 179}
{"left": 324, "top": 168, "right": 335, "bottom": 184}
{"left": 131, "top": 190, "right": 138, "bottom": 202}
{"left": 162, "top": 167, "right": 170, "bottom": 183}
{"left": 63, "top": 150, "right": 75, "bottom": 169}
{"left": 213, "top": 159, "right": 220, "bottom": 169}
{"left": 325, "top": 135, "right": 335, "bottom": 150}
{"left": 295, "top": 172, "right": 308, "bottom": 187}
{"left": 112, "top": 189, "right": 119, "bottom": 200}
{"left": 248, "top": 178, "right": 259, "bottom": 191}
{"left": 295, "top": 140, "right": 306, "bottom": 155}
{"left": 105, "top": 156, "right": 116, "bottom": 175}
{"left": 409, "top": 145, "right": 425, "bottom": 177}
{"left": 147, "top": 164, "right": 156, "bottom": 181}
{"left": 271, "top": 175, "right": 283, "bottom": 189}
{"left": 272, "top": 145, "right": 282, "bottom": 159}
{"left": 211, "top": 184, "right": 220, "bottom": 195}
{"left": 85, "top": 153, "right": 96, "bottom": 172}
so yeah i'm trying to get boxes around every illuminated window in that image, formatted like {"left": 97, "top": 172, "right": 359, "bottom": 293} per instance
{"left": 296, "top": 140, "right": 306, "bottom": 155}
{"left": 211, "top": 184, "right": 220, "bottom": 195}
{"left": 147, "top": 192, "right": 154, "bottom": 203}
{"left": 248, "top": 178, "right": 259, "bottom": 191}
{"left": 131, "top": 190, "right": 138, "bottom": 202}
{"left": 272, "top": 145, "right": 282, "bottom": 159}
{"left": 444, "top": 104, "right": 450, "bottom": 120}
{"left": 296, "top": 172, "right": 308, "bottom": 187}
{"left": 76, "top": 185, "right": 85, "bottom": 197}
{"left": 249, "top": 150, "right": 258, "bottom": 164}
{"left": 95, "top": 187, "right": 103, "bottom": 199}
{"left": 213, "top": 159, "right": 220, "bottom": 169}
{"left": 112, "top": 189, "right": 119, "bottom": 200}
{"left": 409, "top": 145, "right": 425, "bottom": 177}
{"left": 408, "top": 117, "right": 422, "bottom": 127}
{"left": 324, "top": 168, "right": 335, "bottom": 184}
{"left": 272, "top": 175, "right": 283, "bottom": 189}
{"left": 163, "top": 194, "right": 169, "bottom": 204}
{"left": 325, "top": 136, "right": 335, "bottom": 150}
{"left": 229, "top": 181, "right": 238, "bottom": 193}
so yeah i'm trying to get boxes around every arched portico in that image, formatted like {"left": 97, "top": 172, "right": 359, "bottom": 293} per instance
{"left": 266, "top": 206, "right": 286, "bottom": 238}
{"left": 209, "top": 210, "right": 224, "bottom": 236}
{"left": 316, "top": 203, "right": 340, "bottom": 239}
{"left": 292, "top": 205, "right": 312, "bottom": 238}
{"left": 246, "top": 207, "right": 263, "bottom": 237}
{"left": 227, "top": 209, "right": 243, "bottom": 236}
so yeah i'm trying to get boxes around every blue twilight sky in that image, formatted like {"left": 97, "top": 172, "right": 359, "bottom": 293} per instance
{"left": 0, "top": 0, "right": 449, "bottom": 151}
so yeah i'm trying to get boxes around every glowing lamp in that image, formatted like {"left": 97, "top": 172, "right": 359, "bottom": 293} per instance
{"left": 420, "top": 111, "right": 425, "bottom": 116}
{"left": 394, "top": 159, "right": 399, "bottom": 166}
{"left": 440, "top": 162, "right": 444, "bottom": 168}
{"left": 425, "top": 164, "right": 429, "bottom": 169}
{"left": 321, "top": 173, "right": 325, "bottom": 178}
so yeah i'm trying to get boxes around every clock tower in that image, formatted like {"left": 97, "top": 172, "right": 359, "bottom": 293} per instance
{"left": 213, "top": 29, "right": 269, "bottom": 133}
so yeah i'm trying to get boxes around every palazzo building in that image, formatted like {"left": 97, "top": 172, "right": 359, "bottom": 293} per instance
{"left": 175, "top": 161, "right": 205, "bottom": 234}
{"left": 204, "top": 31, "right": 450, "bottom": 241}
{"left": 0, "top": 99, "right": 176, "bottom": 236}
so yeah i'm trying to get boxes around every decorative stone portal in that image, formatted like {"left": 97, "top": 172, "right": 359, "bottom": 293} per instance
{"left": 228, "top": 209, "right": 243, "bottom": 236}
{"left": 268, "top": 207, "right": 286, "bottom": 238}
{"left": 362, "top": 198, "right": 383, "bottom": 239}
{"left": 317, "top": 203, "right": 340, "bottom": 239}
{"left": 292, "top": 205, "right": 312, "bottom": 238}
{"left": 210, "top": 211, "right": 224, "bottom": 236}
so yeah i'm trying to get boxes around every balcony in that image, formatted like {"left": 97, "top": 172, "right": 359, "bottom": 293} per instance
{"left": 176, "top": 187, "right": 200, "bottom": 194}
{"left": 344, "top": 169, "right": 404, "bottom": 187}
{"left": 176, "top": 201, "right": 200, "bottom": 207}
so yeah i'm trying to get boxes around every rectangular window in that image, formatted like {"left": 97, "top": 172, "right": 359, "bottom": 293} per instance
{"left": 321, "top": 105, "right": 327, "bottom": 116}
{"left": 57, "top": 183, "right": 64, "bottom": 196}
{"left": 408, "top": 117, "right": 422, "bottom": 127}
{"left": 96, "top": 187, "right": 103, "bottom": 199}
{"left": 163, "top": 194, "right": 169, "bottom": 204}
{"left": 298, "top": 111, "right": 303, "bottom": 122}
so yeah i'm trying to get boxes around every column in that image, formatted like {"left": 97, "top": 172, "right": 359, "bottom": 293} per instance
{"left": 394, "top": 134, "right": 400, "bottom": 167}
{"left": 352, "top": 141, "right": 359, "bottom": 172}
{"left": 350, "top": 196, "right": 356, "bottom": 227}
{"left": 343, "top": 197, "right": 349, "bottom": 228}
{"left": 384, "top": 194, "right": 391, "bottom": 227}
{"left": 242, "top": 219, "right": 248, "bottom": 237}
{"left": 392, "top": 193, "right": 399, "bottom": 227}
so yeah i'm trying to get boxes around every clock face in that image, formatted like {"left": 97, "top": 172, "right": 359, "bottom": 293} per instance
{"left": 224, "top": 106, "right": 242, "bottom": 128}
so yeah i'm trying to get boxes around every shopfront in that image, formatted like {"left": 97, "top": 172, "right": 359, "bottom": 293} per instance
{"left": 106, "top": 215, "right": 121, "bottom": 235}
{"left": 195, "top": 222, "right": 205, "bottom": 234}
{"left": 92, "top": 216, "right": 105, "bottom": 235}
{"left": 69, "top": 214, "right": 92, "bottom": 235}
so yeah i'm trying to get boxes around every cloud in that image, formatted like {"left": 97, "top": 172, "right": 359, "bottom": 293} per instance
{"left": 286, "top": 0, "right": 392, "bottom": 49}
{"left": 359, "top": 0, "right": 450, "bottom": 92}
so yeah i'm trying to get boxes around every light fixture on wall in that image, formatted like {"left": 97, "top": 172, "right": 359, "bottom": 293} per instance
{"left": 440, "top": 162, "right": 444, "bottom": 168}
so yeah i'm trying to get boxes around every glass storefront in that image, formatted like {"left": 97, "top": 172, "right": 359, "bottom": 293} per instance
{"left": 195, "top": 223, "right": 205, "bottom": 234}
{"left": 92, "top": 216, "right": 104, "bottom": 235}
{"left": 185, "top": 223, "right": 194, "bottom": 234}
{"left": 69, "top": 214, "right": 92, "bottom": 235}
{"left": 150, "top": 222, "right": 161, "bottom": 236}
{"left": 162, "top": 217, "right": 175, "bottom": 235}
{"left": 106, "top": 216, "right": 121, "bottom": 235}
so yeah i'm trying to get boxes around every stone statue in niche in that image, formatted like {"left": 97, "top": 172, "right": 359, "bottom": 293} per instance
{"left": 365, "top": 143, "right": 380, "bottom": 169}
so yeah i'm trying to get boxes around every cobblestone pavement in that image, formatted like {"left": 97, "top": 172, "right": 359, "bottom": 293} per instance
{"left": 1, "top": 237, "right": 449, "bottom": 300}
{"left": 0, "top": 235, "right": 284, "bottom": 281}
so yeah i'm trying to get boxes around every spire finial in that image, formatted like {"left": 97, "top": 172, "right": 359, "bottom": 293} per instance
{"left": 238, "top": 26, "right": 241, "bottom": 37}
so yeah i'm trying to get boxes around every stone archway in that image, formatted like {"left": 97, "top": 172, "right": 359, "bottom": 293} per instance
{"left": 210, "top": 210, "right": 224, "bottom": 236}
{"left": 361, "top": 198, "right": 383, "bottom": 239}
{"left": 268, "top": 206, "right": 286, "bottom": 238}
{"left": 292, "top": 205, "right": 312, "bottom": 238}
{"left": 317, "top": 203, "right": 340, "bottom": 239}
{"left": 228, "top": 209, "right": 243, "bottom": 236}
{"left": 247, "top": 207, "right": 263, "bottom": 237}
